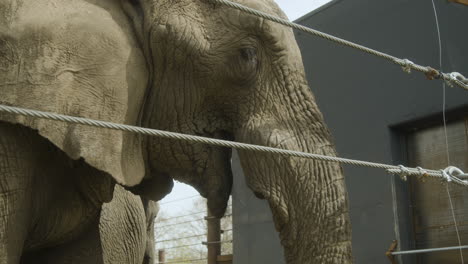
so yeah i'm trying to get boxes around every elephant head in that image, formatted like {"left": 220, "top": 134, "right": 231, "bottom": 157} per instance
{"left": 122, "top": 0, "right": 353, "bottom": 262}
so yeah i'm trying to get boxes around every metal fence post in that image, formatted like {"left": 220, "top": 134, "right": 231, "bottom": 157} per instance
{"left": 207, "top": 201, "right": 221, "bottom": 264}
{"left": 158, "top": 249, "right": 166, "bottom": 264}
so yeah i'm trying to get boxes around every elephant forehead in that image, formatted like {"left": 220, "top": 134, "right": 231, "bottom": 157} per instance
{"left": 151, "top": 0, "right": 287, "bottom": 33}
{"left": 149, "top": 1, "right": 210, "bottom": 48}
{"left": 212, "top": 0, "right": 293, "bottom": 44}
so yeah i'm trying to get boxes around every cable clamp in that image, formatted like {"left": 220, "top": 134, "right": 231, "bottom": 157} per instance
{"left": 416, "top": 166, "right": 428, "bottom": 176}
{"left": 416, "top": 166, "right": 429, "bottom": 182}
{"left": 397, "top": 165, "right": 410, "bottom": 181}
{"left": 441, "top": 73, "right": 454, "bottom": 87}
{"left": 441, "top": 169, "right": 452, "bottom": 182}
{"left": 444, "top": 166, "right": 468, "bottom": 179}
{"left": 424, "top": 67, "right": 442, "bottom": 80}
{"left": 449, "top": 72, "right": 467, "bottom": 83}
{"left": 445, "top": 73, "right": 456, "bottom": 87}
{"left": 399, "top": 59, "right": 415, "bottom": 74}
{"left": 442, "top": 72, "right": 468, "bottom": 90}
{"left": 449, "top": 72, "right": 468, "bottom": 90}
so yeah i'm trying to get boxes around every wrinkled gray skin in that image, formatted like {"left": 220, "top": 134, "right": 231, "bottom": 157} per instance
{"left": 0, "top": 121, "right": 158, "bottom": 264}
{"left": 0, "top": 0, "right": 352, "bottom": 263}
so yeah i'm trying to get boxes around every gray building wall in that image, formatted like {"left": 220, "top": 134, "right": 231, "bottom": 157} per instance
{"left": 232, "top": 0, "right": 468, "bottom": 263}
{"left": 232, "top": 150, "right": 285, "bottom": 264}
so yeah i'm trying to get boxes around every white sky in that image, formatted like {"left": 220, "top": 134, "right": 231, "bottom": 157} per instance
{"left": 159, "top": 0, "right": 332, "bottom": 214}
{"left": 275, "top": 0, "right": 333, "bottom": 20}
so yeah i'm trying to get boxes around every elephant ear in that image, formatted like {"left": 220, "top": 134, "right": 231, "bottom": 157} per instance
{"left": 0, "top": 1, "right": 149, "bottom": 186}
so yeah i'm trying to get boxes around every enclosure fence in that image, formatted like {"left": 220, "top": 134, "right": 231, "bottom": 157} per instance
{"left": 155, "top": 195, "right": 233, "bottom": 264}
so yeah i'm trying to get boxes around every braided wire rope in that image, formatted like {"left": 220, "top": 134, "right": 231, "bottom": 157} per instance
{"left": 159, "top": 258, "right": 207, "bottom": 264}
{"left": 159, "top": 242, "right": 203, "bottom": 251}
{"left": 1, "top": 104, "right": 467, "bottom": 186}
{"left": 209, "top": 0, "right": 468, "bottom": 91}
{"left": 158, "top": 217, "right": 206, "bottom": 229}
{"left": 159, "top": 195, "right": 200, "bottom": 205}
{"left": 156, "top": 233, "right": 207, "bottom": 244}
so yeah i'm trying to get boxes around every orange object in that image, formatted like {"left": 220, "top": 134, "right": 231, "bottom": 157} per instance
{"left": 449, "top": 0, "right": 468, "bottom": 6}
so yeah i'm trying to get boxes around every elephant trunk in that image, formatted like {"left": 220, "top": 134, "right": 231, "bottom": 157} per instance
{"left": 235, "top": 84, "right": 353, "bottom": 263}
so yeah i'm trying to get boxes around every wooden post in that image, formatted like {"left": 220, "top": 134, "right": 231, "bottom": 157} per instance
{"left": 207, "top": 201, "right": 221, "bottom": 264}
{"left": 158, "top": 249, "right": 166, "bottom": 264}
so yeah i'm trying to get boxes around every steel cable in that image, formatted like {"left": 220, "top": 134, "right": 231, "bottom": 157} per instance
{"left": 0, "top": 104, "right": 466, "bottom": 186}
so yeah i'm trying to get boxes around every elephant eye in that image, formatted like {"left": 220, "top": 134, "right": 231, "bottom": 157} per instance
{"left": 225, "top": 47, "right": 259, "bottom": 85}
{"left": 240, "top": 48, "right": 257, "bottom": 62}
{"left": 239, "top": 48, "right": 258, "bottom": 67}
{"left": 234, "top": 47, "right": 258, "bottom": 84}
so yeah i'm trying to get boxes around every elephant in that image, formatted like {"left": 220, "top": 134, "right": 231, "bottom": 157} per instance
{"left": 0, "top": 0, "right": 353, "bottom": 263}
{"left": 19, "top": 184, "right": 158, "bottom": 264}
{"left": 0, "top": 118, "right": 159, "bottom": 263}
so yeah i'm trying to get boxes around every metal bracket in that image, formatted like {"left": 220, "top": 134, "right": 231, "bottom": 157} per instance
{"left": 386, "top": 240, "right": 398, "bottom": 264}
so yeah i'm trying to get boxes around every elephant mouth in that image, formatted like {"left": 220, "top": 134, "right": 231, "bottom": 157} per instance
{"left": 200, "top": 129, "right": 234, "bottom": 142}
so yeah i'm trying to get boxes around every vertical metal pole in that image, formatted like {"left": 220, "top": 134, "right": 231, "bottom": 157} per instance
{"left": 158, "top": 249, "right": 166, "bottom": 264}
{"left": 207, "top": 201, "right": 221, "bottom": 264}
